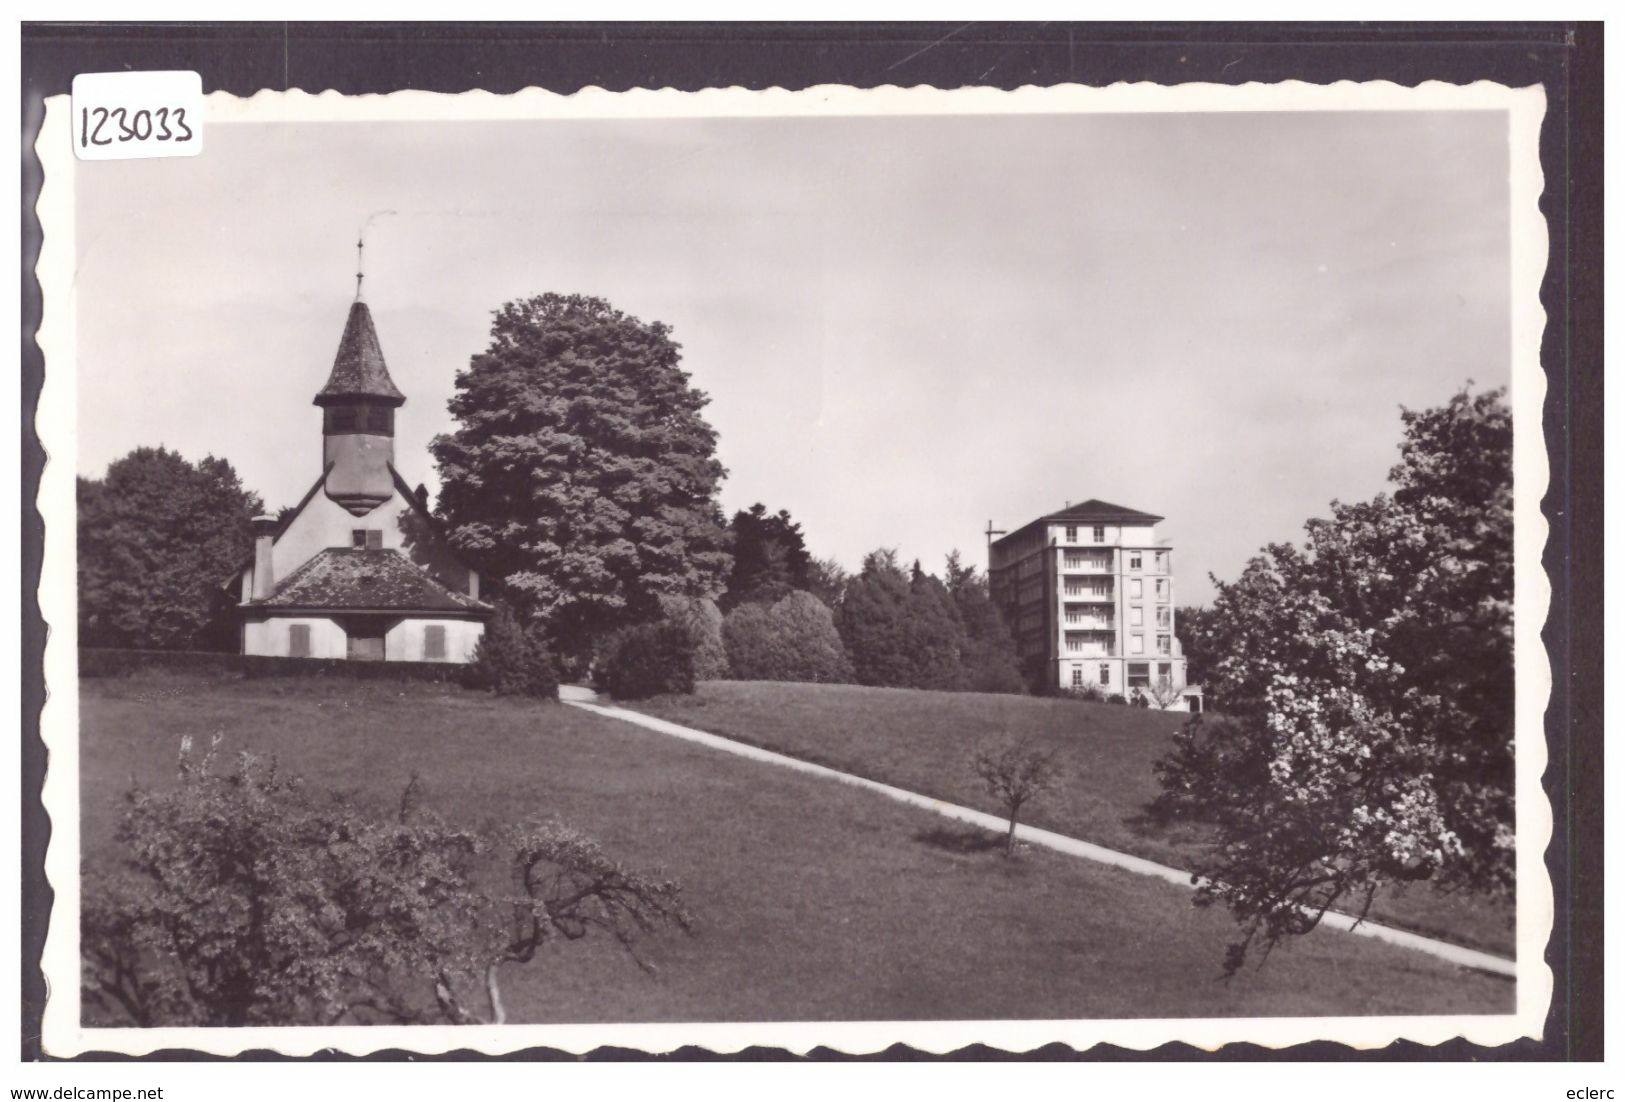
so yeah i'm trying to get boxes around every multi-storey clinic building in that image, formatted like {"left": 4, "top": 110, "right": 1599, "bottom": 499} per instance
{"left": 988, "top": 499, "right": 1200, "bottom": 709}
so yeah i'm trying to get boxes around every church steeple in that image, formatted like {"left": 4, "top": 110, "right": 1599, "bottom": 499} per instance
{"left": 317, "top": 299, "right": 405, "bottom": 516}
{"left": 315, "top": 300, "right": 406, "bottom": 408}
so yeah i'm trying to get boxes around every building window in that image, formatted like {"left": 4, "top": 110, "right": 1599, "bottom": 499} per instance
{"left": 352, "top": 529, "right": 383, "bottom": 550}
{"left": 1127, "top": 662, "right": 1150, "bottom": 688}
{"left": 1130, "top": 578, "right": 1143, "bottom": 599}
{"left": 1157, "top": 634, "right": 1172, "bottom": 655}
{"left": 1099, "top": 663, "right": 1111, "bottom": 686}
{"left": 1156, "top": 578, "right": 1169, "bottom": 600}
{"left": 1158, "top": 662, "right": 1173, "bottom": 684}
{"left": 1131, "top": 633, "right": 1144, "bottom": 655}
{"left": 1065, "top": 525, "right": 1077, "bottom": 542}
{"left": 1093, "top": 525, "right": 1105, "bottom": 542}
{"left": 424, "top": 625, "right": 446, "bottom": 661}
{"left": 1129, "top": 552, "right": 1142, "bottom": 570}
{"left": 289, "top": 624, "right": 311, "bottom": 658}
{"left": 1071, "top": 667, "right": 1084, "bottom": 688}
{"left": 1156, "top": 607, "right": 1171, "bottom": 629}
{"left": 1130, "top": 606, "right": 1143, "bottom": 627}
{"left": 1155, "top": 550, "right": 1167, "bottom": 572}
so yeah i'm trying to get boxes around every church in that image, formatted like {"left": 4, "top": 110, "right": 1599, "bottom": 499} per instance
{"left": 232, "top": 292, "right": 491, "bottom": 663}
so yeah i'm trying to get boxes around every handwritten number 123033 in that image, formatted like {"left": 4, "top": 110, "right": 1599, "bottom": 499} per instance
{"left": 80, "top": 105, "right": 194, "bottom": 148}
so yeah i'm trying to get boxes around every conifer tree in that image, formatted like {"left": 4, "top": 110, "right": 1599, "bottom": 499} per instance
{"left": 945, "top": 551, "right": 1026, "bottom": 695}
{"left": 723, "top": 503, "right": 812, "bottom": 608}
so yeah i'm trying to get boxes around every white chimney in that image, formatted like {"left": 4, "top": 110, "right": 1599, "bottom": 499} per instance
{"left": 250, "top": 515, "right": 277, "bottom": 601}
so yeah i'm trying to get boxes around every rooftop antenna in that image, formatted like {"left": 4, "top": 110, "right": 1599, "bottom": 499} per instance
{"left": 984, "top": 519, "right": 1008, "bottom": 566}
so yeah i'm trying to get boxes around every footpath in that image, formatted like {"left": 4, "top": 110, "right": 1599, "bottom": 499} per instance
{"left": 557, "top": 685, "right": 1516, "bottom": 980}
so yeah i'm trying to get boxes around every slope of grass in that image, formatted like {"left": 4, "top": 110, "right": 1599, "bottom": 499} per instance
{"left": 627, "top": 681, "right": 1515, "bottom": 957}
{"left": 79, "top": 672, "right": 1512, "bottom": 1024}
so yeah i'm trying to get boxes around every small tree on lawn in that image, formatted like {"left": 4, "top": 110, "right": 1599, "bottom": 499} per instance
{"left": 1145, "top": 677, "right": 1186, "bottom": 710}
{"left": 971, "top": 737, "right": 1063, "bottom": 857}
{"left": 82, "top": 738, "right": 688, "bottom": 1027}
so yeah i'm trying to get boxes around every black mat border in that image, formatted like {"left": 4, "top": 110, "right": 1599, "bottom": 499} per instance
{"left": 20, "top": 20, "right": 1604, "bottom": 1063}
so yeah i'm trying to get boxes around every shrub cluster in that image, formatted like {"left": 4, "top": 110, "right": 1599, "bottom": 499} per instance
{"left": 465, "top": 604, "right": 559, "bottom": 699}
{"left": 84, "top": 738, "right": 688, "bottom": 1027}
{"left": 657, "top": 595, "right": 729, "bottom": 680}
{"left": 594, "top": 620, "right": 698, "bottom": 700}
{"left": 722, "top": 591, "right": 852, "bottom": 683}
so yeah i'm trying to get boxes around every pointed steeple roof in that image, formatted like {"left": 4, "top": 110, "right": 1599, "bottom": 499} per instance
{"left": 314, "top": 301, "right": 406, "bottom": 407}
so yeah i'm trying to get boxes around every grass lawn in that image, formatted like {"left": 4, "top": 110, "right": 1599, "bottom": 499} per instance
{"left": 626, "top": 681, "right": 1516, "bottom": 958}
{"left": 80, "top": 672, "right": 1512, "bottom": 1024}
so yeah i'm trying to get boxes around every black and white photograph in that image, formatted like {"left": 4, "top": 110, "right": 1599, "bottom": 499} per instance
{"left": 31, "top": 71, "right": 1558, "bottom": 1060}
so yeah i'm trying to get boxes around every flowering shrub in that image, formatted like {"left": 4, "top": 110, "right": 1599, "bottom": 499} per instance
{"left": 82, "top": 736, "right": 688, "bottom": 1026}
{"left": 1153, "top": 388, "right": 1513, "bottom": 973}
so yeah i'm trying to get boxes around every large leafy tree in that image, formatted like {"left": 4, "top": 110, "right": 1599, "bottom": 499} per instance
{"left": 431, "top": 294, "right": 733, "bottom": 661}
{"left": 723, "top": 503, "right": 812, "bottom": 608}
{"left": 1153, "top": 388, "right": 1513, "bottom": 972}
{"left": 77, "top": 447, "right": 263, "bottom": 650}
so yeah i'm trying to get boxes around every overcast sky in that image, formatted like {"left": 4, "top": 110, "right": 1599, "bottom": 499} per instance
{"left": 74, "top": 109, "right": 1511, "bottom": 603}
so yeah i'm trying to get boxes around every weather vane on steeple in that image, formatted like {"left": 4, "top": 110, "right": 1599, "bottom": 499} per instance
{"left": 355, "top": 235, "right": 365, "bottom": 301}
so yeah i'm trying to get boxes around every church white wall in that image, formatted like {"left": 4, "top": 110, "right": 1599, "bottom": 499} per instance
{"left": 243, "top": 614, "right": 483, "bottom": 663}
{"left": 385, "top": 618, "right": 485, "bottom": 663}
{"left": 247, "top": 483, "right": 478, "bottom": 600}
{"left": 270, "top": 489, "right": 402, "bottom": 585}
{"left": 243, "top": 616, "right": 348, "bottom": 659}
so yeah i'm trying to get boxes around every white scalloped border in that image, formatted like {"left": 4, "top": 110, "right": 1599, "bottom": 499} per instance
{"left": 33, "top": 78, "right": 1552, "bottom": 1057}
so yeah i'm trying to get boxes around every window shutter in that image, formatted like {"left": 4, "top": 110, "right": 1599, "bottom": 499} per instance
{"left": 424, "top": 625, "right": 446, "bottom": 661}
{"left": 366, "top": 530, "right": 383, "bottom": 550}
{"left": 289, "top": 624, "right": 311, "bottom": 658}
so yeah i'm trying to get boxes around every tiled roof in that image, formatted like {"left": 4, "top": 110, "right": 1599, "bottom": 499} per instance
{"left": 993, "top": 498, "right": 1166, "bottom": 550}
{"left": 1041, "top": 498, "right": 1164, "bottom": 524}
{"left": 255, "top": 549, "right": 488, "bottom": 613}
{"left": 314, "top": 301, "right": 406, "bottom": 406}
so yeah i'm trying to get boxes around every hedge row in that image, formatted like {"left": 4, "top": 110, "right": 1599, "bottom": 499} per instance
{"left": 79, "top": 648, "right": 468, "bottom": 684}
